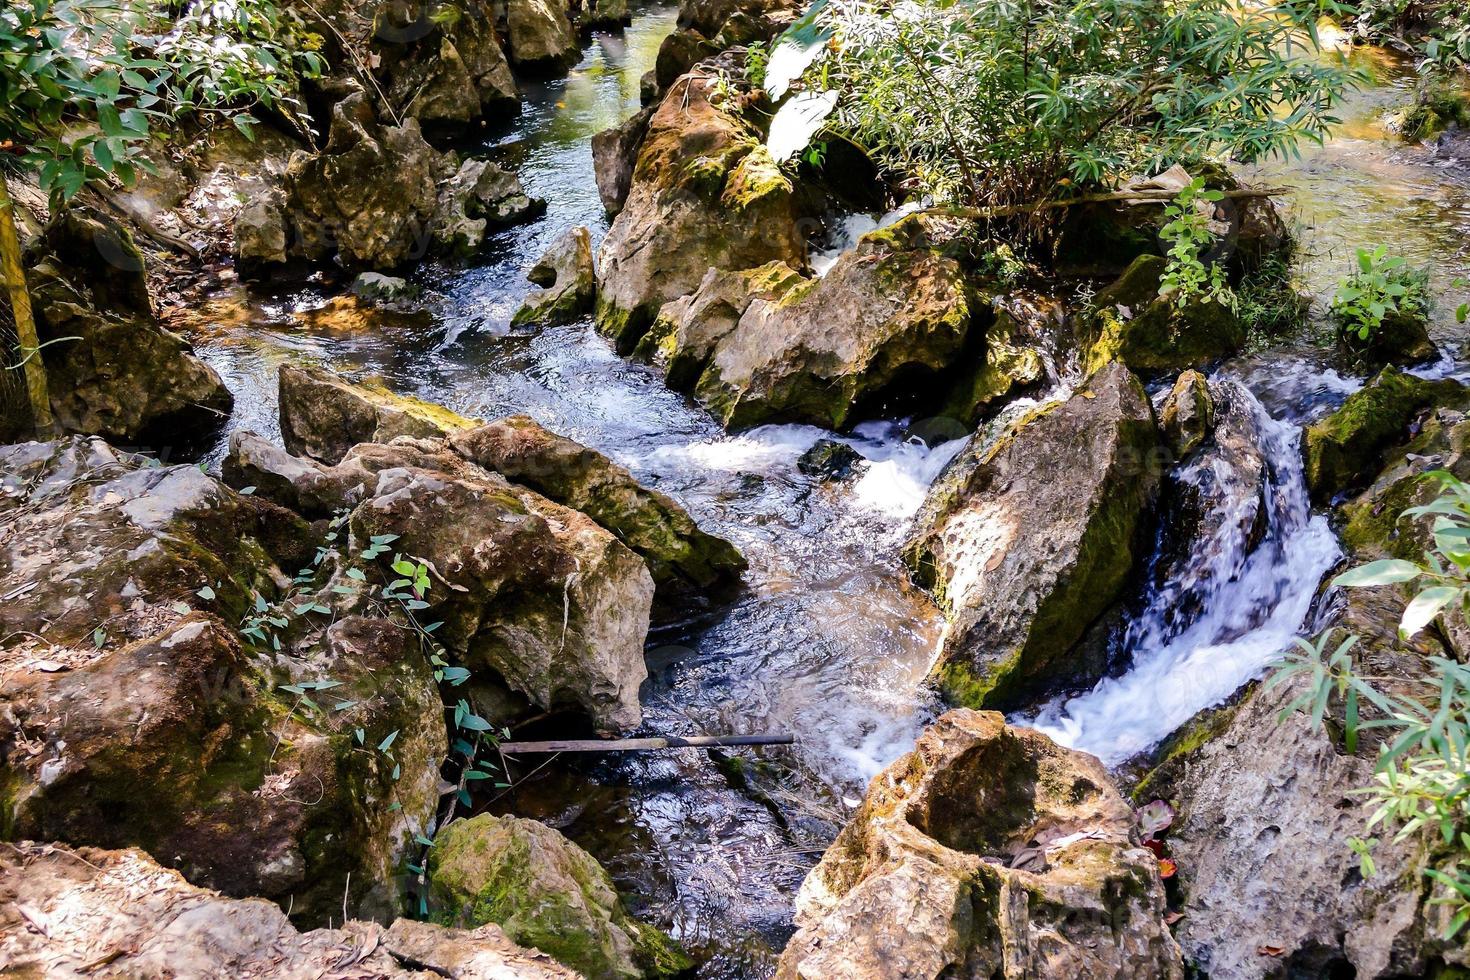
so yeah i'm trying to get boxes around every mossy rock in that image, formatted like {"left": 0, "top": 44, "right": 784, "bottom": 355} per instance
{"left": 1084, "top": 255, "right": 1245, "bottom": 376}
{"left": 1336, "top": 309, "right": 1438, "bottom": 369}
{"left": 428, "top": 814, "right": 691, "bottom": 979}
{"left": 1302, "top": 368, "right": 1467, "bottom": 505}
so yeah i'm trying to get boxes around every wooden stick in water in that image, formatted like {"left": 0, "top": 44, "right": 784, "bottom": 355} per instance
{"left": 498, "top": 734, "right": 795, "bottom": 754}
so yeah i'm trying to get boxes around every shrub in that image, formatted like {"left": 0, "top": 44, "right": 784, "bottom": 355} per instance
{"left": 1329, "top": 245, "right": 1431, "bottom": 342}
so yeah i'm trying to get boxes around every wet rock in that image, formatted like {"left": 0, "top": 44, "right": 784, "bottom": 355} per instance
{"left": 595, "top": 72, "right": 805, "bottom": 352}
{"left": 0, "top": 842, "right": 576, "bottom": 978}
{"left": 27, "top": 209, "right": 232, "bottom": 448}
{"left": 939, "top": 303, "right": 1048, "bottom": 428}
{"left": 777, "top": 709, "right": 1183, "bottom": 980}
{"left": 0, "top": 439, "right": 443, "bottom": 925}
{"left": 233, "top": 188, "right": 292, "bottom": 272}
{"left": 693, "top": 216, "right": 977, "bottom": 430}
{"left": 1302, "top": 367, "right": 1466, "bottom": 504}
{"left": 379, "top": 0, "right": 520, "bottom": 129}
{"left": 1083, "top": 254, "right": 1245, "bottom": 376}
{"left": 634, "top": 260, "right": 806, "bottom": 390}
{"left": 583, "top": 0, "right": 632, "bottom": 30}
{"left": 512, "top": 225, "right": 597, "bottom": 327}
{"left": 904, "top": 362, "right": 1162, "bottom": 710}
{"left": 451, "top": 415, "right": 745, "bottom": 596}
{"left": 1160, "top": 369, "right": 1215, "bottom": 457}
{"left": 1337, "top": 308, "right": 1439, "bottom": 368}
{"left": 797, "top": 439, "right": 865, "bottom": 481}
{"left": 654, "top": 29, "right": 717, "bottom": 92}
{"left": 506, "top": 0, "right": 580, "bottom": 72}
{"left": 278, "top": 363, "right": 479, "bottom": 465}
{"left": 677, "top": 0, "right": 798, "bottom": 39}
{"left": 433, "top": 156, "right": 546, "bottom": 257}
{"left": 430, "top": 814, "right": 691, "bottom": 978}
{"left": 352, "top": 271, "right": 416, "bottom": 303}
{"left": 592, "top": 105, "right": 654, "bottom": 216}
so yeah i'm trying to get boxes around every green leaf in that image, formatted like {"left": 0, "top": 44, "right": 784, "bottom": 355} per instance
{"left": 1332, "top": 560, "right": 1423, "bottom": 589}
{"left": 378, "top": 730, "right": 399, "bottom": 752}
{"left": 1401, "top": 586, "right": 1462, "bottom": 638}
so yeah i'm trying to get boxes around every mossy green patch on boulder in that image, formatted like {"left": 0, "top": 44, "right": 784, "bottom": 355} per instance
{"left": 939, "top": 306, "right": 1046, "bottom": 428}
{"left": 1337, "top": 309, "right": 1438, "bottom": 369}
{"left": 512, "top": 225, "right": 597, "bottom": 329}
{"left": 428, "top": 814, "right": 691, "bottom": 979}
{"left": 1083, "top": 254, "right": 1245, "bottom": 375}
{"left": 1302, "top": 368, "right": 1467, "bottom": 505}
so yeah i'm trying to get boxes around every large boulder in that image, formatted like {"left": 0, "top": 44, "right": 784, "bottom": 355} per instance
{"left": 512, "top": 225, "right": 598, "bottom": 328}
{"left": 0, "top": 438, "right": 444, "bottom": 925}
{"left": 429, "top": 814, "right": 691, "bottom": 978}
{"left": 279, "top": 363, "right": 479, "bottom": 464}
{"left": 26, "top": 209, "right": 232, "bottom": 448}
{"left": 378, "top": 0, "right": 520, "bottom": 129}
{"left": 904, "top": 362, "right": 1162, "bottom": 709}
{"left": 937, "top": 303, "right": 1048, "bottom": 429}
{"left": 0, "top": 842, "right": 576, "bottom": 978}
{"left": 777, "top": 709, "right": 1182, "bottom": 979}
{"left": 689, "top": 216, "right": 978, "bottom": 430}
{"left": 506, "top": 0, "right": 580, "bottom": 72}
{"left": 595, "top": 72, "right": 805, "bottom": 351}
{"left": 450, "top": 416, "right": 745, "bottom": 597}
{"left": 1302, "top": 367, "right": 1465, "bottom": 505}
{"left": 1082, "top": 254, "right": 1245, "bottom": 376}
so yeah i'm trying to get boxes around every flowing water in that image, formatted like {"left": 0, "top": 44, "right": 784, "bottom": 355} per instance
{"left": 188, "top": 12, "right": 1470, "bottom": 975}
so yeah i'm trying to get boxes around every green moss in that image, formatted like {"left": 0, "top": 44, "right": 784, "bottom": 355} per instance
{"left": 1084, "top": 255, "right": 1244, "bottom": 375}
{"left": 932, "top": 649, "right": 1024, "bottom": 709}
{"left": 719, "top": 144, "right": 791, "bottom": 211}
{"left": 1130, "top": 698, "right": 1243, "bottom": 803}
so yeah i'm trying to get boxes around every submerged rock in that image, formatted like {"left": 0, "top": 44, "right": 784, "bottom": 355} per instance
{"left": 691, "top": 216, "right": 978, "bottom": 430}
{"left": 1302, "top": 367, "right": 1465, "bottom": 504}
{"left": 778, "top": 709, "right": 1182, "bottom": 979}
{"left": 0, "top": 842, "right": 576, "bottom": 978}
{"left": 595, "top": 71, "right": 805, "bottom": 351}
{"left": 27, "top": 209, "right": 232, "bottom": 448}
{"left": 905, "top": 362, "right": 1162, "bottom": 709}
{"left": 512, "top": 225, "right": 598, "bottom": 327}
{"left": 278, "top": 363, "right": 479, "bottom": 465}
{"left": 797, "top": 439, "right": 865, "bottom": 481}
{"left": 429, "top": 814, "right": 691, "bottom": 978}
{"left": 1083, "top": 254, "right": 1245, "bottom": 375}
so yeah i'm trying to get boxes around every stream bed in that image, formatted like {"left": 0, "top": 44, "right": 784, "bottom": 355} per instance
{"left": 189, "top": 13, "right": 1470, "bottom": 977}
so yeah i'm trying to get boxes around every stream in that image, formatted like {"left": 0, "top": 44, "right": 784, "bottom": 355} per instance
{"left": 188, "top": 12, "right": 1470, "bottom": 977}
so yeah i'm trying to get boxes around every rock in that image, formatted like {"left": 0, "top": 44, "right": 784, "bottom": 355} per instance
{"left": 1160, "top": 369, "right": 1214, "bottom": 456}
{"left": 379, "top": 0, "right": 520, "bottom": 129}
{"left": 233, "top": 189, "right": 292, "bottom": 273}
{"left": 0, "top": 439, "right": 443, "bottom": 925}
{"left": 1337, "top": 308, "right": 1439, "bottom": 368}
{"left": 429, "top": 814, "right": 691, "bottom": 978}
{"left": 450, "top": 415, "right": 746, "bottom": 597}
{"left": 904, "top": 362, "right": 1162, "bottom": 710}
{"left": 26, "top": 209, "right": 232, "bottom": 449}
{"left": 938, "top": 303, "right": 1048, "bottom": 428}
{"left": 595, "top": 72, "right": 805, "bottom": 352}
{"left": 512, "top": 225, "right": 597, "bottom": 327}
{"left": 582, "top": 0, "right": 632, "bottom": 30}
{"left": 1301, "top": 367, "right": 1465, "bottom": 505}
{"left": 351, "top": 271, "right": 416, "bottom": 303}
{"left": 677, "top": 0, "right": 798, "bottom": 39}
{"left": 777, "top": 709, "right": 1182, "bottom": 980}
{"left": 1083, "top": 254, "right": 1245, "bottom": 375}
{"left": 285, "top": 90, "right": 448, "bottom": 270}
{"left": 634, "top": 260, "right": 806, "bottom": 390}
{"left": 692, "top": 216, "right": 977, "bottom": 430}
{"left": 592, "top": 105, "right": 654, "bottom": 216}
{"left": 433, "top": 157, "right": 546, "bottom": 257}
{"left": 0, "top": 842, "right": 576, "bottom": 978}
{"left": 797, "top": 439, "right": 865, "bottom": 481}
{"left": 278, "top": 362, "right": 479, "bottom": 465}
{"left": 506, "top": 0, "right": 580, "bottom": 72}
{"left": 653, "top": 29, "right": 717, "bottom": 93}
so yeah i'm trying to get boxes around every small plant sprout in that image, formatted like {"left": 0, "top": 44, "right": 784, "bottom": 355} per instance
{"left": 1159, "top": 177, "right": 1233, "bottom": 309}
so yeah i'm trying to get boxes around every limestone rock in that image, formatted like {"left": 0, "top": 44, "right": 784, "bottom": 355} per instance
{"left": 430, "top": 814, "right": 690, "bottom": 978}
{"left": 512, "top": 225, "right": 597, "bottom": 327}
{"left": 583, "top": 0, "right": 632, "bottom": 30}
{"left": 692, "top": 216, "right": 977, "bottom": 430}
{"left": 938, "top": 304, "right": 1048, "bottom": 429}
{"left": 450, "top": 415, "right": 745, "bottom": 596}
{"left": 1160, "top": 369, "right": 1215, "bottom": 457}
{"left": 777, "top": 709, "right": 1183, "bottom": 980}
{"left": 904, "top": 362, "right": 1162, "bottom": 709}
{"left": 278, "top": 362, "right": 479, "bottom": 465}
{"left": 595, "top": 72, "right": 804, "bottom": 351}
{"left": 0, "top": 842, "right": 576, "bottom": 978}
{"left": 1337, "top": 309, "right": 1439, "bottom": 368}
{"left": 26, "top": 209, "right": 232, "bottom": 448}
{"left": 1084, "top": 254, "right": 1245, "bottom": 375}
{"left": 506, "top": 0, "right": 580, "bottom": 72}
{"left": 591, "top": 105, "right": 653, "bottom": 216}
{"left": 379, "top": 0, "right": 520, "bottom": 128}
{"left": 433, "top": 156, "right": 546, "bottom": 257}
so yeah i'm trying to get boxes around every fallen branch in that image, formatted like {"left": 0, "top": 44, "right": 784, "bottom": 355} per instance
{"left": 923, "top": 186, "right": 1290, "bottom": 221}
{"left": 498, "top": 733, "right": 796, "bottom": 754}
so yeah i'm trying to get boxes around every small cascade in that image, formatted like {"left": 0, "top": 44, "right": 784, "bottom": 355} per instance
{"left": 1025, "top": 379, "right": 1342, "bottom": 765}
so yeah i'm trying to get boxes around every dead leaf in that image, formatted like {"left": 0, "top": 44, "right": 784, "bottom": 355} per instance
{"left": 1257, "top": 945, "right": 1285, "bottom": 957}
{"left": 1157, "top": 858, "right": 1177, "bottom": 878}
{"left": 1164, "top": 911, "right": 1184, "bottom": 925}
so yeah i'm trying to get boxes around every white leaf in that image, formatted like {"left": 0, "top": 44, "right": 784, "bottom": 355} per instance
{"left": 1332, "top": 559, "right": 1422, "bottom": 589}
{"left": 767, "top": 90, "right": 838, "bottom": 162}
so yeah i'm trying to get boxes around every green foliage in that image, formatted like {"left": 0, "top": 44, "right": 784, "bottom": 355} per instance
{"left": 1271, "top": 471, "right": 1470, "bottom": 939}
{"left": 1159, "top": 178, "right": 1233, "bottom": 309}
{"left": 1330, "top": 245, "right": 1431, "bottom": 342}
{"left": 765, "top": 0, "right": 1359, "bottom": 217}
{"left": 1237, "top": 252, "right": 1309, "bottom": 346}
{"left": 0, "top": 0, "right": 321, "bottom": 208}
